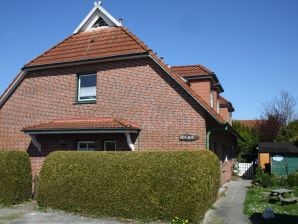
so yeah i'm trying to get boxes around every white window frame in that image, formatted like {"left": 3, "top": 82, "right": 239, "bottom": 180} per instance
{"left": 104, "top": 140, "right": 117, "bottom": 151}
{"left": 77, "top": 141, "right": 95, "bottom": 151}
{"left": 77, "top": 74, "right": 97, "bottom": 102}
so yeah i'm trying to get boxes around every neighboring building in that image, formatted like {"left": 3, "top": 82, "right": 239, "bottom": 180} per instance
{"left": 0, "top": 3, "right": 240, "bottom": 184}
{"left": 236, "top": 120, "right": 259, "bottom": 129}
{"left": 258, "top": 142, "right": 298, "bottom": 175}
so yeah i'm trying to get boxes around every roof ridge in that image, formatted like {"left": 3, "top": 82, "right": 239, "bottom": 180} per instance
{"left": 120, "top": 27, "right": 151, "bottom": 53}
{"left": 23, "top": 33, "right": 77, "bottom": 69}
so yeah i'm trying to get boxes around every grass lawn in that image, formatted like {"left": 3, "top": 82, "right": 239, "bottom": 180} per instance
{"left": 244, "top": 186, "right": 298, "bottom": 224}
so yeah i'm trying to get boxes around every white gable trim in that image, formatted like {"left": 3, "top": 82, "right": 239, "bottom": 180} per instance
{"left": 0, "top": 70, "right": 26, "bottom": 109}
{"left": 74, "top": 2, "right": 122, "bottom": 34}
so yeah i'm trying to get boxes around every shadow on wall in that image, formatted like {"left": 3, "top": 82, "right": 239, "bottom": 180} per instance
{"left": 249, "top": 213, "right": 298, "bottom": 224}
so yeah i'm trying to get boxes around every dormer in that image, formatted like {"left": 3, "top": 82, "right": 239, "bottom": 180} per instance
{"left": 218, "top": 96, "right": 235, "bottom": 124}
{"left": 73, "top": 1, "right": 122, "bottom": 34}
{"left": 171, "top": 65, "right": 224, "bottom": 110}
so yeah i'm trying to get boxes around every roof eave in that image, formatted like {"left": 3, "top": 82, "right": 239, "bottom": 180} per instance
{"left": 22, "top": 128, "right": 140, "bottom": 135}
{"left": 22, "top": 52, "right": 149, "bottom": 71}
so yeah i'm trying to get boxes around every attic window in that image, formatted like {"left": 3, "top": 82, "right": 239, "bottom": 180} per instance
{"left": 92, "top": 17, "right": 108, "bottom": 28}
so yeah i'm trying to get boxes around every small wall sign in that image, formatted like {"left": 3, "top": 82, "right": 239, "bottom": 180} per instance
{"left": 179, "top": 134, "right": 199, "bottom": 141}
{"left": 272, "top": 155, "right": 284, "bottom": 162}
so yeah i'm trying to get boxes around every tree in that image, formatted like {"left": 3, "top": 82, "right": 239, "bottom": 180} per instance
{"left": 257, "top": 113, "right": 285, "bottom": 142}
{"left": 263, "top": 90, "right": 297, "bottom": 125}
{"left": 276, "top": 120, "right": 298, "bottom": 146}
{"left": 233, "top": 121, "right": 258, "bottom": 161}
{"left": 256, "top": 91, "right": 297, "bottom": 142}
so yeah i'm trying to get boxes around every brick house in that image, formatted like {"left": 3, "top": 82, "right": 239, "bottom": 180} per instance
{"left": 0, "top": 3, "right": 240, "bottom": 184}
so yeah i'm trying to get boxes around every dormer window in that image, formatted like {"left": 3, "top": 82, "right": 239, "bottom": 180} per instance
{"left": 92, "top": 17, "right": 108, "bottom": 28}
{"left": 210, "top": 90, "right": 214, "bottom": 108}
{"left": 77, "top": 74, "right": 97, "bottom": 102}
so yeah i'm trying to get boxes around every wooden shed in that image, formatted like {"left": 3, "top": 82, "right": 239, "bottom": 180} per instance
{"left": 258, "top": 142, "right": 298, "bottom": 176}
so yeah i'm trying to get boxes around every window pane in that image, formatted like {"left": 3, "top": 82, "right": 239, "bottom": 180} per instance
{"left": 79, "top": 86, "right": 96, "bottom": 100}
{"left": 78, "top": 142, "right": 95, "bottom": 151}
{"left": 80, "top": 75, "right": 96, "bottom": 87}
{"left": 88, "top": 142, "right": 95, "bottom": 150}
{"left": 78, "top": 143, "right": 88, "bottom": 150}
{"left": 79, "top": 74, "right": 96, "bottom": 101}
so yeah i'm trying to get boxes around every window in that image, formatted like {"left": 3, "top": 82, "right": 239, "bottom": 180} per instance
{"left": 216, "top": 101, "right": 220, "bottom": 114}
{"left": 104, "top": 141, "right": 116, "bottom": 151}
{"left": 77, "top": 141, "right": 95, "bottom": 151}
{"left": 92, "top": 17, "right": 108, "bottom": 28}
{"left": 77, "top": 74, "right": 96, "bottom": 102}
{"left": 210, "top": 90, "right": 214, "bottom": 108}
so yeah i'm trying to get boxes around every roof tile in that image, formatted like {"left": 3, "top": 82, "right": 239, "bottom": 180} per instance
{"left": 22, "top": 118, "right": 140, "bottom": 132}
{"left": 25, "top": 27, "right": 150, "bottom": 68}
{"left": 171, "top": 65, "right": 214, "bottom": 77}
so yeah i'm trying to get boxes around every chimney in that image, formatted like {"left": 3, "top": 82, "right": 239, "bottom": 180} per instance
{"left": 119, "top": 18, "right": 123, "bottom": 25}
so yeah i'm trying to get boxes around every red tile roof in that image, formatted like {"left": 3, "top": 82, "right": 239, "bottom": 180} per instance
{"left": 22, "top": 118, "right": 139, "bottom": 132}
{"left": 171, "top": 65, "right": 214, "bottom": 77}
{"left": 21, "top": 26, "right": 226, "bottom": 124}
{"left": 218, "top": 96, "right": 235, "bottom": 112}
{"left": 236, "top": 120, "right": 260, "bottom": 129}
{"left": 24, "top": 27, "right": 151, "bottom": 68}
{"left": 218, "top": 96, "right": 230, "bottom": 105}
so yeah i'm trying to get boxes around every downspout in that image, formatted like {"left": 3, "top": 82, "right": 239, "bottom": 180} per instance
{"left": 125, "top": 132, "right": 135, "bottom": 151}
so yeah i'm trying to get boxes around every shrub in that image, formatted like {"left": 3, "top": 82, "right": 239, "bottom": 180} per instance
{"left": 37, "top": 151, "right": 220, "bottom": 223}
{"left": 0, "top": 151, "right": 32, "bottom": 205}
{"left": 271, "top": 174, "right": 288, "bottom": 187}
{"left": 261, "top": 173, "right": 273, "bottom": 188}
{"left": 288, "top": 172, "right": 298, "bottom": 187}
{"left": 254, "top": 166, "right": 264, "bottom": 185}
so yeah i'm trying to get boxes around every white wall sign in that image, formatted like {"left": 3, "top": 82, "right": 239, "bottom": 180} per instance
{"left": 179, "top": 134, "right": 199, "bottom": 141}
{"left": 272, "top": 155, "right": 284, "bottom": 162}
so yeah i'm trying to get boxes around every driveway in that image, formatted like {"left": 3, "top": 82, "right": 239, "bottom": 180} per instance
{"left": 0, "top": 203, "right": 130, "bottom": 224}
{"left": 203, "top": 178, "right": 252, "bottom": 224}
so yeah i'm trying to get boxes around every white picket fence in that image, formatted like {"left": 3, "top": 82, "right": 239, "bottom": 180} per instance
{"left": 238, "top": 162, "right": 254, "bottom": 177}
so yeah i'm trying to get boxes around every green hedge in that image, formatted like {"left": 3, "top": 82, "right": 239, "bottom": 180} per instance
{"left": 37, "top": 151, "right": 220, "bottom": 223}
{"left": 0, "top": 151, "right": 32, "bottom": 205}
{"left": 288, "top": 172, "right": 298, "bottom": 187}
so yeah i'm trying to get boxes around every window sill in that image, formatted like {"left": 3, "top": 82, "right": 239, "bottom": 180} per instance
{"left": 74, "top": 100, "right": 97, "bottom": 105}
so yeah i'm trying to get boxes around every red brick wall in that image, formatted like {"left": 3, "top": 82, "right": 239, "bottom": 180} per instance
{"left": 219, "top": 107, "right": 232, "bottom": 124}
{"left": 0, "top": 58, "right": 207, "bottom": 152}
{"left": 30, "top": 157, "right": 45, "bottom": 178}
{"left": 189, "top": 80, "right": 211, "bottom": 107}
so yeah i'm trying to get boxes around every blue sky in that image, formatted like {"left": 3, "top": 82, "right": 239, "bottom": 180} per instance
{"left": 0, "top": 0, "right": 297, "bottom": 119}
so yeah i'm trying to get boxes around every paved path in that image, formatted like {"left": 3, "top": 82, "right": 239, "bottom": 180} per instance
{"left": 0, "top": 203, "right": 128, "bottom": 224}
{"left": 203, "top": 179, "right": 252, "bottom": 224}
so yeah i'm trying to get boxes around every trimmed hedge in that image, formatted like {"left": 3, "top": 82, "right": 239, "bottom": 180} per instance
{"left": 37, "top": 151, "right": 220, "bottom": 223}
{"left": 0, "top": 151, "right": 32, "bottom": 205}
